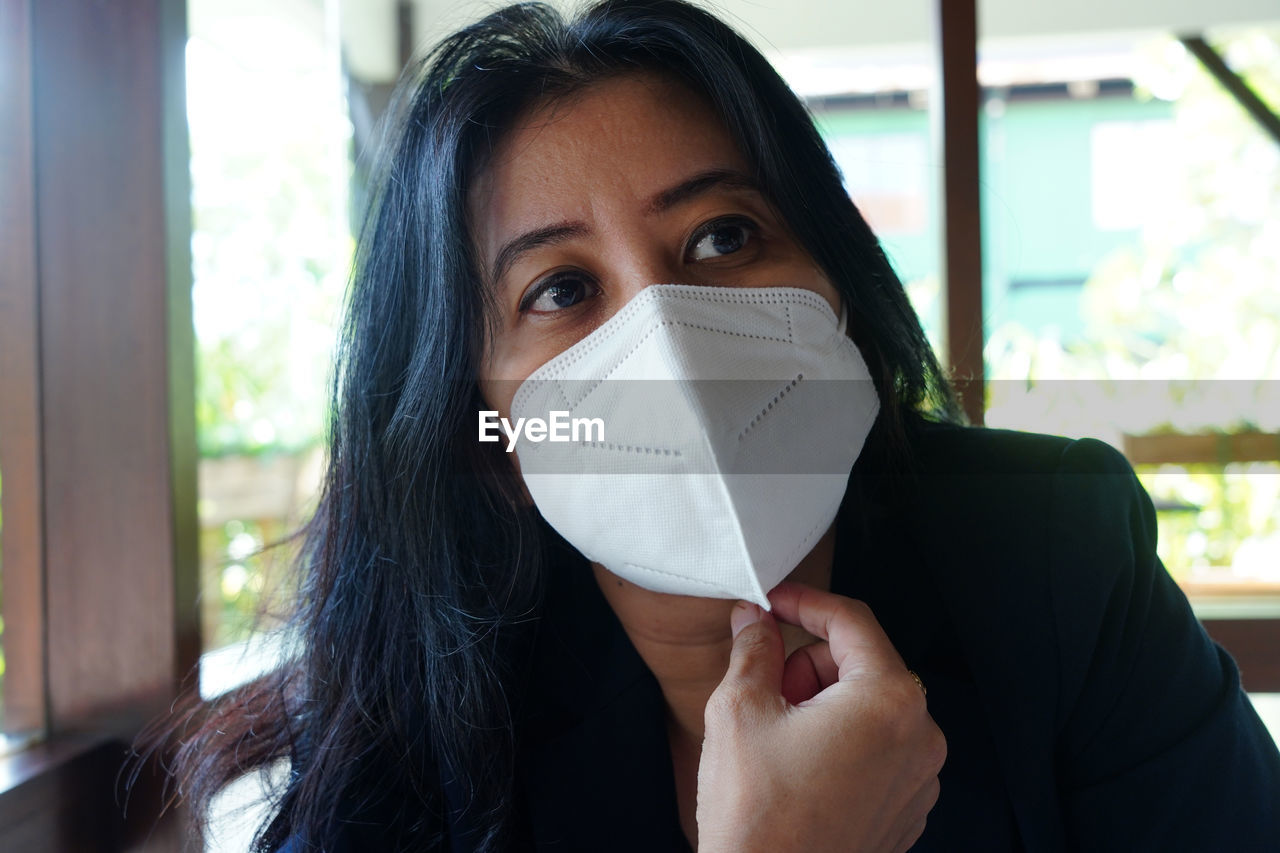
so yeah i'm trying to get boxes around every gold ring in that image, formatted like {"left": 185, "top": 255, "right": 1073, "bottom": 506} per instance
{"left": 908, "top": 670, "right": 927, "bottom": 697}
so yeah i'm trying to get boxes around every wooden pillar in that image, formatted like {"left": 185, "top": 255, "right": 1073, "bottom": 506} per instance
{"left": 0, "top": 0, "right": 46, "bottom": 739}
{"left": 1203, "top": 619, "right": 1280, "bottom": 693}
{"left": 28, "top": 0, "right": 200, "bottom": 731}
{"left": 0, "top": 0, "right": 198, "bottom": 847}
{"left": 932, "top": 0, "right": 986, "bottom": 425}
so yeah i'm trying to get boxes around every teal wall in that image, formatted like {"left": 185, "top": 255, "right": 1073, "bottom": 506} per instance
{"left": 813, "top": 108, "right": 939, "bottom": 284}
{"left": 813, "top": 94, "right": 1175, "bottom": 345}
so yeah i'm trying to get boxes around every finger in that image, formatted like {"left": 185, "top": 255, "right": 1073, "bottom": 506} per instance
{"left": 780, "top": 641, "right": 838, "bottom": 705}
{"left": 712, "top": 602, "right": 786, "bottom": 717}
{"left": 767, "top": 582, "right": 904, "bottom": 680}
{"left": 780, "top": 644, "right": 821, "bottom": 705}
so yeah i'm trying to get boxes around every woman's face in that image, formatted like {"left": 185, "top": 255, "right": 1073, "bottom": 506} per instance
{"left": 470, "top": 72, "right": 840, "bottom": 414}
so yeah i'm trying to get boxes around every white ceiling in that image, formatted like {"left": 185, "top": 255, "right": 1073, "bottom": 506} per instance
{"left": 337, "top": 0, "right": 1280, "bottom": 81}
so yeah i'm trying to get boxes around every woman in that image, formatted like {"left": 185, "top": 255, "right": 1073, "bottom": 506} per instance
{"left": 164, "top": 2, "right": 1280, "bottom": 850}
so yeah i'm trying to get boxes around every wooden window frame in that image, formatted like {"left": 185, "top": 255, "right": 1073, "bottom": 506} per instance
{"left": 0, "top": 0, "right": 200, "bottom": 849}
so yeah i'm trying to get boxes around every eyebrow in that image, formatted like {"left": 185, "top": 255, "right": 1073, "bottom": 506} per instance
{"left": 488, "top": 168, "right": 763, "bottom": 286}
{"left": 490, "top": 222, "right": 589, "bottom": 288}
{"left": 645, "top": 168, "right": 762, "bottom": 216}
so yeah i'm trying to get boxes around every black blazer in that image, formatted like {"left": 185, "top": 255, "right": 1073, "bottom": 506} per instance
{"left": 285, "top": 419, "right": 1280, "bottom": 851}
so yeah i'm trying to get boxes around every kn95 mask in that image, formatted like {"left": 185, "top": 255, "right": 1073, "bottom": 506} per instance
{"left": 509, "top": 284, "right": 879, "bottom": 608}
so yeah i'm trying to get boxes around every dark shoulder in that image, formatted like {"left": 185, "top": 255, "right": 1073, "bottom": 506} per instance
{"left": 905, "top": 416, "right": 1132, "bottom": 479}
{"left": 885, "top": 415, "right": 1159, "bottom": 619}
{"left": 890, "top": 417, "right": 1162, "bottom": 717}
{"left": 892, "top": 417, "right": 1149, "bottom": 559}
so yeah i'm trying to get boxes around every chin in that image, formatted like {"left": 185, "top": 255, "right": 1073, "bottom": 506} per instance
{"left": 591, "top": 564, "right": 737, "bottom": 634}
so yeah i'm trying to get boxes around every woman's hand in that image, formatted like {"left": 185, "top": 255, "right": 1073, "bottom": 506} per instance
{"left": 696, "top": 582, "right": 946, "bottom": 853}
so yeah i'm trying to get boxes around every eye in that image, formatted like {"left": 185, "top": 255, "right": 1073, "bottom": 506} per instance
{"left": 686, "top": 217, "right": 758, "bottom": 262}
{"left": 519, "top": 271, "right": 599, "bottom": 314}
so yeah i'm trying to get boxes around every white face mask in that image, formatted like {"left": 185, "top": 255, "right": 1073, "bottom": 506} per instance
{"left": 509, "top": 284, "right": 879, "bottom": 608}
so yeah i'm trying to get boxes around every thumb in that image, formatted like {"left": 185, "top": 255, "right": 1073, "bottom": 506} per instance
{"left": 712, "top": 602, "right": 786, "bottom": 719}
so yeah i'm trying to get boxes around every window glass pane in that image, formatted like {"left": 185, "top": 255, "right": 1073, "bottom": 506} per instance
{"left": 979, "top": 26, "right": 1280, "bottom": 611}
{"left": 188, "top": 0, "right": 351, "bottom": 670}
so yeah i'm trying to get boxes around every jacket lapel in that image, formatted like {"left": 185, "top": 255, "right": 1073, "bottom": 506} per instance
{"left": 517, "top": 535, "right": 690, "bottom": 851}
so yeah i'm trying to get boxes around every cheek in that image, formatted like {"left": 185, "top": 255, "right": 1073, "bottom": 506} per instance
{"left": 478, "top": 374, "right": 522, "bottom": 424}
{"left": 479, "top": 317, "right": 607, "bottom": 414}
{"left": 478, "top": 331, "right": 540, "bottom": 420}
{"left": 763, "top": 235, "right": 840, "bottom": 317}
{"left": 798, "top": 264, "right": 841, "bottom": 319}
{"left": 475, "top": 366, "right": 533, "bottom": 503}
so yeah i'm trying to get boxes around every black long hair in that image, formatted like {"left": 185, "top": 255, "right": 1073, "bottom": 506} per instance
{"left": 157, "top": 2, "right": 957, "bottom": 850}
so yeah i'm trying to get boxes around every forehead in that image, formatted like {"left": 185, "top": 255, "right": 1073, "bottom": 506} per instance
{"left": 468, "top": 73, "right": 751, "bottom": 264}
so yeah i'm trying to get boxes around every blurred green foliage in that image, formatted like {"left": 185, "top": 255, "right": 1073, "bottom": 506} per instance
{"left": 1140, "top": 463, "right": 1280, "bottom": 582}
{"left": 186, "top": 27, "right": 351, "bottom": 649}
{"left": 187, "top": 30, "right": 350, "bottom": 461}
{"left": 1078, "top": 31, "right": 1280, "bottom": 384}
{"left": 201, "top": 516, "right": 301, "bottom": 649}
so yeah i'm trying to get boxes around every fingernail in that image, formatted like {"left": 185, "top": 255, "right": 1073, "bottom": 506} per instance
{"left": 731, "top": 601, "right": 761, "bottom": 638}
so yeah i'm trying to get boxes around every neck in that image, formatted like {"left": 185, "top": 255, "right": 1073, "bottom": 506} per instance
{"left": 590, "top": 523, "right": 836, "bottom": 743}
